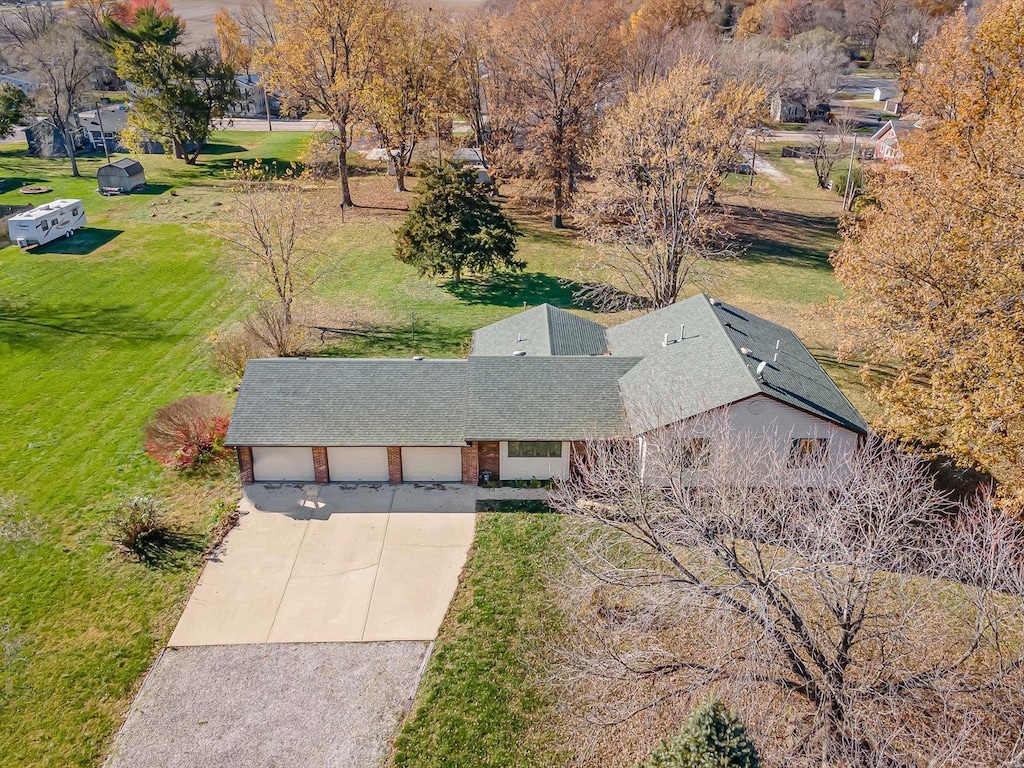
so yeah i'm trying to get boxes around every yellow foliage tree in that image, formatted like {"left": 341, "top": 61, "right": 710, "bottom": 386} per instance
{"left": 213, "top": 7, "right": 252, "bottom": 74}
{"left": 262, "top": 0, "right": 392, "bottom": 207}
{"left": 833, "top": 0, "right": 1024, "bottom": 503}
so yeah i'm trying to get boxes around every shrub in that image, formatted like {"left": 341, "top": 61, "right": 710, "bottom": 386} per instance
{"left": 109, "top": 495, "right": 164, "bottom": 555}
{"left": 209, "top": 325, "right": 268, "bottom": 378}
{"left": 143, "top": 395, "right": 231, "bottom": 470}
{"left": 637, "top": 699, "right": 760, "bottom": 768}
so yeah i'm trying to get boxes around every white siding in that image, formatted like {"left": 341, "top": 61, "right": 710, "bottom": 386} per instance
{"left": 327, "top": 447, "right": 389, "bottom": 482}
{"left": 499, "top": 441, "right": 571, "bottom": 481}
{"left": 252, "top": 447, "right": 316, "bottom": 482}
{"left": 401, "top": 447, "right": 462, "bottom": 482}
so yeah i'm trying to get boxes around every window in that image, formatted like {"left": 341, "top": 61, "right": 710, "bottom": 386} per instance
{"left": 72, "top": 208, "right": 79, "bottom": 216}
{"left": 680, "top": 438, "right": 710, "bottom": 468}
{"left": 40, "top": 219, "right": 48, "bottom": 231}
{"left": 507, "top": 441, "right": 562, "bottom": 458}
{"left": 789, "top": 438, "right": 828, "bottom": 467}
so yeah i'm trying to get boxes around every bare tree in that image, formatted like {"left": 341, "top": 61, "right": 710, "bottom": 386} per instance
{"left": 548, "top": 416, "right": 1024, "bottom": 767}
{"left": 221, "top": 164, "right": 325, "bottom": 356}
{"left": 1, "top": 8, "right": 99, "bottom": 177}
{"left": 809, "top": 115, "right": 854, "bottom": 189}
{"left": 576, "top": 58, "right": 764, "bottom": 310}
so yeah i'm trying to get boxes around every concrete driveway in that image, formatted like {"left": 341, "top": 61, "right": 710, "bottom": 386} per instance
{"left": 169, "top": 484, "right": 477, "bottom": 646}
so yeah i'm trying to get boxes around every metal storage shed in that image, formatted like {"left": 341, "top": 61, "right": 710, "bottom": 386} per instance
{"left": 96, "top": 158, "right": 146, "bottom": 194}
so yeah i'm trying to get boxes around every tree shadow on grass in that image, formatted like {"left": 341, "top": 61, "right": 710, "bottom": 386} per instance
{"left": 129, "top": 183, "right": 172, "bottom": 197}
{"left": 728, "top": 206, "right": 839, "bottom": 269}
{"left": 0, "top": 297, "right": 176, "bottom": 349}
{"left": 446, "top": 271, "right": 580, "bottom": 308}
{"left": 32, "top": 227, "right": 121, "bottom": 255}
{"left": 0, "top": 177, "right": 48, "bottom": 194}
{"left": 315, "top": 320, "right": 472, "bottom": 359}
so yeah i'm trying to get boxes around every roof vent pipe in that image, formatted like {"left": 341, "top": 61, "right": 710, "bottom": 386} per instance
{"left": 512, "top": 350, "right": 527, "bottom": 356}
{"left": 517, "top": 333, "right": 523, "bottom": 343}
{"left": 740, "top": 347, "right": 753, "bottom": 357}
{"left": 773, "top": 353, "right": 778, "bottom": 364}
{"left": 679, "top": 324, "right": 685, "bottom": 341}
{"left": 662, "top": 333, "right": 670, "bottom": 347}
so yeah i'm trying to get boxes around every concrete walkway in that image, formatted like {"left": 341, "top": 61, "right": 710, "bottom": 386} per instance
{"left": 170, "top": 485, "right": 478, "bottom": 645}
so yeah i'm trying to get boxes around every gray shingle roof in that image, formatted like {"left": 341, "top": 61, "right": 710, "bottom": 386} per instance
{"left": 609, "top": 295, "right": 867, "bottom": 434}
{"left": 225, "top": 359, "right": 467, "bottom": 447}
{"left": 465, "top": 356, "right": 640, "bottom": 440}
{"left": 471, "top": 304, "right": 608, "bottom": 356}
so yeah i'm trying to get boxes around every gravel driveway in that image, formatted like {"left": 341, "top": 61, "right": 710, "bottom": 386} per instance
{"left": 104, "top": 643, "right": 428, "bottom": 768}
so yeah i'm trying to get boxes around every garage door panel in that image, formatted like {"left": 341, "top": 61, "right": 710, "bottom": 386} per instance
{"left": 400, "top": 447, "right": 462, "bottom": 482}
{"left": 252, "top": 447, "right": 316, "bottom": 482}
{"left": 327, "top": 447, "right": 389, "bottom": 482}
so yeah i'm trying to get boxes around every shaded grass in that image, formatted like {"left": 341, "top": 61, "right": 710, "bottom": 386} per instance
{"left": 391, "top": 513, "right": 564, "bottom": 768}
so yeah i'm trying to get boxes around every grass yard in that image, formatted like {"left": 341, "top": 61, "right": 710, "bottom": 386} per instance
{"left": 0, "top": 132, "right": 305, "bottom": 766}
{"left": 1, "top": 119, "right": 871, "bottom": 766}
{"left": 390, "top": 513, "right": 565, "bottom": 768}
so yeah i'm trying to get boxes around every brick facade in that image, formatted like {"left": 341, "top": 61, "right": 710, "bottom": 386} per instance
{"left": 238, "top": 446, "right": 254, "bottom": 484}
{"left": 387, "top": 446, "right": 403, "bottom": 484}
{"left": 312, "top": 447, "right": 330, "bottom": 484}
{"left": 570, "top": 440, "right": 587, "bottom": 479}
{"left": 477, "top": 441, "right": 500, "bottom": 480}
{"left": 461, "top": 444, "right": 479, "bottom": 485}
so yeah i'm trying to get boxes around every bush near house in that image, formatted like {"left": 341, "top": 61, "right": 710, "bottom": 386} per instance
{"left": 143, "top": 395, "right": 230, "bottom": 470}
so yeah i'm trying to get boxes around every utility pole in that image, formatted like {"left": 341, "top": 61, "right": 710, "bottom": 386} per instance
{"left": 749, "top": 123, "right": 759, "bottom": 191}
{"left": 94, "top": 103, "right": 111, "bottom": 164}
{"left": 842, "top": 133, "right": 859, "bottom": 211}
{"left": 261, "top": 81, "right": 272, "bottom": 131}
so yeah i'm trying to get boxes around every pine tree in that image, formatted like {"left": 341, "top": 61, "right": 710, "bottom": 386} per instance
{"left": 637, "top": 699, "right": 760, "bottom": 768}
{"left": 394, "top": 164, "right": 523, "bottom": 284}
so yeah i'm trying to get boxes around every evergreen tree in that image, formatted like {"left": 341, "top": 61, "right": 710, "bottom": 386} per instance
{"left": 637, "top": 699, "right": 760, "bottom": 768}
{"left": 0, "top": 84, "right": 30, "bottom": 140}
{"left": 394, "top": 164, "right": 523, "bottom": 284}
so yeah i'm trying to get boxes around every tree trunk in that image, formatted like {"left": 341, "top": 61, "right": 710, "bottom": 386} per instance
{"left": 64, "top": 129, "right": 80, "bottom": 178}
{"left": 552, "top": 171, "right": 564, "bottom": 229}
{"left": 337, "top": 116, "right": 353, "bottom": 208}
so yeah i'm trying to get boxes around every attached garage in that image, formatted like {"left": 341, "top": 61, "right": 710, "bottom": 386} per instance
{"left": 401, "top": 447, "right": 462, "bottom": 482}
{"left": 252, "top": 447, "right": 316, "bottom": 482}
{"left": 327, "top": 446, "right": 390, "bottom": 482}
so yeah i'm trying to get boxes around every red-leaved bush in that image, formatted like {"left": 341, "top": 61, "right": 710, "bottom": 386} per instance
{"left": 143, "top": 395, "right": 231, "bottom": 470}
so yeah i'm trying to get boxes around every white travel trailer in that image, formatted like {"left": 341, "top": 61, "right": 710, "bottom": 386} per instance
{"left": 9, "top": 199, "right": 87, "bottom": 249}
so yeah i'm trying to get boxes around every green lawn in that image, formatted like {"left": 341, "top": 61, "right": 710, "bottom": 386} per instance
{"left": 391, "top": 513, "right": 565, "bottom": 768}
{"left": 0, "top": 132, "right": 305, "bottom": 766}
{"left": 0, "top": 124, "right": 870, "bottom": 766}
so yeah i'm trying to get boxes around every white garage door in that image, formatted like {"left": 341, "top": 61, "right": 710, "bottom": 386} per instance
{"left": 401, "top": 447, "right": 462, "bottom": 482}
{"left": 327, "top": 447, "right": 389, "bottom": 482}
{"left": 252, "top": 447, "right": 316, "bottom": 482}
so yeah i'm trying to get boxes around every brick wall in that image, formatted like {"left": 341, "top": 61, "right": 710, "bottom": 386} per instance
{"left": 238, "top": 446, "right": 254, "bottom": 484}
{"left": 461, "top": 444, "right": 479, "bottom": 485}
{"left": 387, "top": 446, "right": 403, "bottom": 484}
{"left": 478, "top": 441, "right": 500, "bottom": 479}
{"left": 570, "top": 441, "right": 587, "bottom": 479}
{"left": 312, "top": 447, "right": 329, "bottom": 484}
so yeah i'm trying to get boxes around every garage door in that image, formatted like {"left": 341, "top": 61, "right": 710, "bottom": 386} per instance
{"left": 401, "top": 447, "right": 462, "bottom": 482}
{"left": 252, "top": 447, "right": 316, "bottom": 482}
{"left": 327, "top": 447, "right": 389, "bottom": 482}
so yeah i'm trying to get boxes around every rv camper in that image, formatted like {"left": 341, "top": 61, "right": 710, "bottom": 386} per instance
{"left": 8, "top": 199, "right": 86, "bottom": 249}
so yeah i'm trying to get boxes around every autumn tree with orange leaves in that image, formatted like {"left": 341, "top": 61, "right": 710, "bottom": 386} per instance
{"left": 263, "top": 0, "right": 393, "bottom": 207}
{"left": 833, "top": 0, "right": 1024, "bottom": 507}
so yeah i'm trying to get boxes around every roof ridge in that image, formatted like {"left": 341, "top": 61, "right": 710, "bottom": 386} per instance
{"left": 544, "top": 303, "right": 555, "bottom": 354}
{"left": 703, "top": 296, "right": 763, "bottom": 394}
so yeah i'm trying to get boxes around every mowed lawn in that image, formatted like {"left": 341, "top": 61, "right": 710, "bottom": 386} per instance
{"left": 0, "top": 132, "right": 305, "bottom": 766}
{"left": 0, "top": 126, "right": 865, "bottom": 766}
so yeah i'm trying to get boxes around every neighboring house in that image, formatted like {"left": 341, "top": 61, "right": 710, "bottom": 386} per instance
{"left": 225, "top": 295, "right": 867, "bottom": 485}
{"left": 450, "top": 147, "right": 493, "bottom": 184}
{"left": 770, "top": 94, "right": 806, "bottom": 123}
{"left": 883, "top": 97, "right": 904, "bottom": 115}
{"left": 0, "top": 70, "right": 40, "bottom": 95}
{"left": 226, "top": 74, "right": 269, "bottom": 118}
{"left": 77, "top": 105, "right": 130, "bottom": 153}
{"left": 24, "top": 118, "right": 87, "bottom": 158}
{"left": 872, "top": 120, "right": 911, "bottom": 161}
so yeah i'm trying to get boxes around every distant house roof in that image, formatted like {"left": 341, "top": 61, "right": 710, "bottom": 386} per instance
{"left": 471, "top": 304, "right": 608, "bottom": 356}
{"left": 451, "top": 147, "right": 486, "bottom": 166}
{"left": 78, "top": 105, "right": 129, "bottom": 133}
{"left": 227, "top": 295, "right": 867, "bottom": 447}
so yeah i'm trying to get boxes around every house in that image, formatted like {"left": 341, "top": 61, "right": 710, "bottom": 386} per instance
{"left": 24, "top": 118, "right": 87, "bottom": 158}
{"left": 0, "top": 70, "right": 40, "bottom": 95}
{"left": 77, "top": 105, "right": 130, "bottom": 153}
{"left": 225, "top": 296, "right": 867, "bottom": 485}
{"left": 226, "top": 74, "right": 269, "bottom": 118}
{"left": 97, "top": 158, "right": 146, "bottom": 194}
{"left": 871, "top": 120, "right": 911, "bottom": 161}
{"left": 770, "top": 94, "right": 807, "bottom": 123}
{"left": 450, "top": 147, "right": 493, "bottom": 184}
